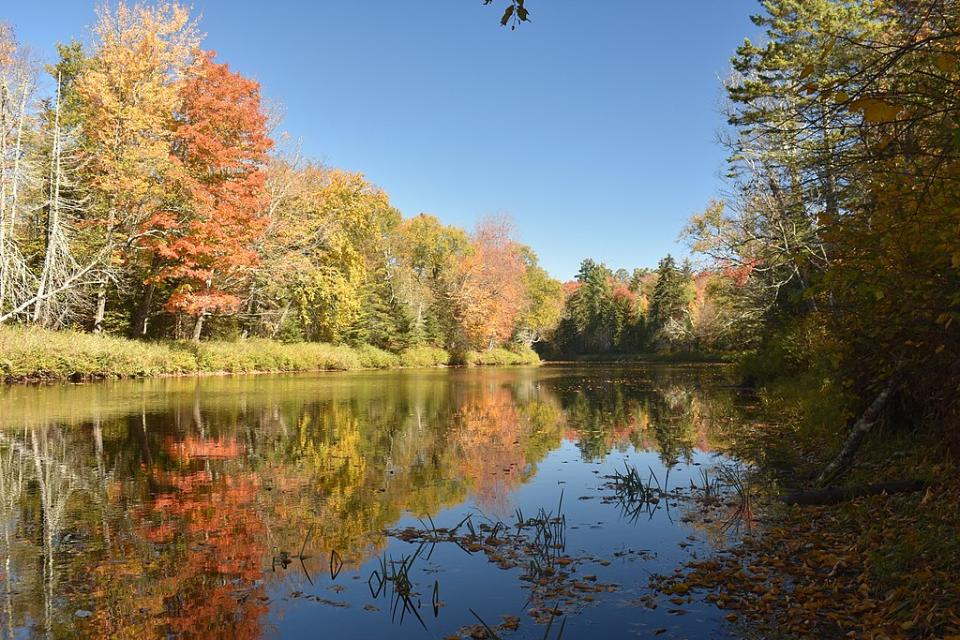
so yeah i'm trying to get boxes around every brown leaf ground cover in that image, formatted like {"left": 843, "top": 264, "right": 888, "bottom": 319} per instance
{"left": 651, "top": 422, "right": 960, "bottom": 639}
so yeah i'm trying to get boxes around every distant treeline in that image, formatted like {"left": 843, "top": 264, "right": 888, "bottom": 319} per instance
{"left": 540, "top": 256, "right": 738, "bottom": 358}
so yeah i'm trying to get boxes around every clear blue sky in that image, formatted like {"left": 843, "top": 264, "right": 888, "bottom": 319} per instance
{"left": 7, "top": 1, "right": 759, "bottom": 280}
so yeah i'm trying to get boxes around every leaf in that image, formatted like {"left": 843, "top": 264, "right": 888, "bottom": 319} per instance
{"left": 501, "top": 5, "right": 515, "bottom": 26}
{"left": 935, "top": 53, "right": 956, "bottom": 73}
{"left": 847, "top": 98, "right": 899, "bottom": 123}
{"left": 799, "top": 63, "right": 815, "bottom": 79}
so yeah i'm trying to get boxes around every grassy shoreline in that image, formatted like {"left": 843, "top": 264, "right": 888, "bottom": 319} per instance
{"left": 0, "top": 326, "right": 540, "bottom": 384}
{"left": 549, "top": 351, "right": 734, "bottom": 364}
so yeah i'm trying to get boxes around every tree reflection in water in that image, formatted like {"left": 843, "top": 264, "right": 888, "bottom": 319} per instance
{"left": 0, "top": 365, "right": 747, "bottom": 638}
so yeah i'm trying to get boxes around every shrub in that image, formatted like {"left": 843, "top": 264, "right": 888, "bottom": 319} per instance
{"left": 398, "top": 346, "right": 451, "bottom": 368}
{"left": 353, "top": 344, "right": 401, "bottom": 369}
{"left": 466, "top": 345, "right": 541, "bottom": 366}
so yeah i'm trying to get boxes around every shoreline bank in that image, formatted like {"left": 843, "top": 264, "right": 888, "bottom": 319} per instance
{"left": 0, "top": 326, "right": 540, "bottom": 385}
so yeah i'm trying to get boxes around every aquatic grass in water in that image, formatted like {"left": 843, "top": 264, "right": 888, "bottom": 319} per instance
{"left": 716, "top": 464, "right": 757, "bottom": 533}
{"left": 368, "top": 545, "right": 431, "bottom": 628}
{"left": 383, "top": 490, "right": 620, "bottom": 629}
{"left": 604, "top": 463, "right": 672, "bottom": 523}
{"left": 691, "top": 467, "right": 722, "bottom": 501}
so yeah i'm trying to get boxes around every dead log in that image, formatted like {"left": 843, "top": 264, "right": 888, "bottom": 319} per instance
{"left": 781, "top": 479, "right": 926, "bottom": 506}
{"left": 816, "top": 374, "right": 900, "bottom": 487}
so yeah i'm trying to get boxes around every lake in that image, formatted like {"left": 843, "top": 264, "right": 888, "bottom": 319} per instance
{"left": 0, "top": 364, "right": 760, "bottom": 639}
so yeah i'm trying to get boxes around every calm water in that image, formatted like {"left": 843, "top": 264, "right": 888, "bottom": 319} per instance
{"left": 0, "top": 364, "right": 758, "bottom": 639}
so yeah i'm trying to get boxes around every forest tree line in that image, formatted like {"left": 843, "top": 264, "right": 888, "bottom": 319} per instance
{"left": 541, "top": 255, "right": 740, "bottom": 358}
{"left": 0, "top": 3, "right": 573, "bottom": 359}
{"left": 0, "top": 2, "right": 740, "bottom": 363}
{"left": 5, "top": 0, "right": 956, "bottom": 445}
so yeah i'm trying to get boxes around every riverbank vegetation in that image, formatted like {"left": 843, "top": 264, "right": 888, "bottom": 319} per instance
{"left": 540, "top": 255, "right": 741, "bottom": 359}
{"left": 681, "top": 0, "right": 960, "bottom": 479}
{"left": 0, "top": 325, "right": 545, "bottom": 382}
{"left": 640, "top": 1, "right": 960, "bottom": 636}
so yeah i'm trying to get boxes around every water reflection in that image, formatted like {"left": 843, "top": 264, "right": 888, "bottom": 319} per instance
{"left": 0, "top": 365, "right": 747, "bottom": 639}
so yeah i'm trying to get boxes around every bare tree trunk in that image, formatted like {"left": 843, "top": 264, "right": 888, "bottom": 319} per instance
{"left": 8, "top": 79, "right": 28, "bottom": 233}
{"left": 269, "top": 301, "right": 291, "bottom": 339}
{"left": 0, "top": 76, "right": 32, "bottom": 317}
{"left": 817, "top": 375, "right": 899, "bottom": 486}
{"left": 92, "top": 283, "right": 107, "bottom": 333}
{"left": 192, "top": 312, "right": 205, "bottom": 342}
{"left": 0, "top": 250, "right": 108, "bottom": 324}
{"left": 784, "top": 479, "right": 925, "bottom": 505}
{"left": 129, "top": 280, "right": 155, "bottom": 338}
{"left": 33, "top": 76, "right": 64, "bottom": 324}
{"left": 241, "top": 282, "right": 257, "bottom": 338}
{"left": 0, "top": 85, "right": 8, "bottom": 315}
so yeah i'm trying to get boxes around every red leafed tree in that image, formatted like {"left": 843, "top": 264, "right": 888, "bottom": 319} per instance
{"left": 149, "top": 50, "right": 273, "bottom": 339}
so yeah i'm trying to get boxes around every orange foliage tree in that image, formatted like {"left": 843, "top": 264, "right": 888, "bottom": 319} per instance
{"left": 454, "top": 218, "right": 527, "bottom": 350}
{"left": 147, "top": 51, "right": 273, "bottom": 339}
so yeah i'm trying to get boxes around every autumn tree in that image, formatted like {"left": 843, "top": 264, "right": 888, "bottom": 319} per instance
{"left": 251, "top": 166, "right": 400, "bottom": 343}
{"left": 392, "top": 213, "right": 471, "bottom": 347}
{"left": 686, "top": 0, "right": 960, "bottom": 476}
{"left": 513, "top": 246, "right": 564, "bottom": 347}
{"left": 453, "top": 217, "right": 527, "bottom": 352}
{"left": 812, "top": 0, "right": 960, "bottom": 473}
{"left": 72, "top": 1, "right": 200, "bottom": 332}
{"left": 141, "top": 51, "right": 272, "bottom": 340}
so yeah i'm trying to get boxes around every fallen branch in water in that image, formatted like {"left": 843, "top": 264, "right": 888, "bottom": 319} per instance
{"left": 781, "top": 479, "right": 927, "bottom": 506}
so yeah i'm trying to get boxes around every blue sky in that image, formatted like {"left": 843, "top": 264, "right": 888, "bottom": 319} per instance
{"left": 6, "top": 1, "right": 759, "bottom": 280}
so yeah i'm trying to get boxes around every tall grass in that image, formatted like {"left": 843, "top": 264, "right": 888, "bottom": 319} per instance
{"left": 0, "top": 325, "right": 456, "bottom": 382}
{"left": 398, "top": 346, "right": 450, "bottom": 368}
{"left": 465, "top": 345, "right": 541, "bottom": 366}
{"left": 0, "top": 326, "right": 198, "bottom": 380}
